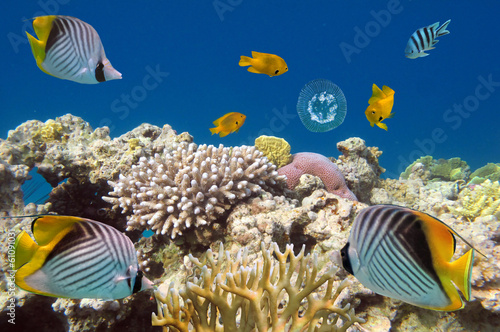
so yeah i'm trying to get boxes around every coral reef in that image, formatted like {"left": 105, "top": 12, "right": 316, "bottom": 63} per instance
{"left": 152, "top": 242, "right": 364, "bottom": 331}
{"left": 277, "top": 152, "right": 357, "bottom": 201}
{"left": 400, "top": 155, "right": 470, "bottom": 182}
{"left": 254, "top": 135, "right": 292, "bottom": 168}
{"left": 334, "top": 137, "right": 385, "bottom": 203}
{"left": 450, "top": 180, "right": 500, "bottom": 221}
{"left": 103, "top": 143, "right": 285, "bottom": 239}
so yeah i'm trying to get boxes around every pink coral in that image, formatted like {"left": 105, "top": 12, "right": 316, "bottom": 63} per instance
{"left": 277, "top": 152, "right": 357, "bottom": 201}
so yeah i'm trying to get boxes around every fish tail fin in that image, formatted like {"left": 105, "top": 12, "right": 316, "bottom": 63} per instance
{"left": 436, "top": 19, "right": 451, "bottom": 37}
{"left": 239, "top": 55, "right": 253, "bottom": 67}
{"left": 449, "top": 249, "right": 474, "bottom": 301}
{"left": 382, "top": 85, "right": 395, "bottom": 97}
{"left": 209, "top": 127, "right": 218, "bottom": 135}
{"left": 368, "top": 84, "right": 385, "bottom": 104}
{"left": 14, "top": 231, "right": 39, "bottom": 270}
{"left": 376, "top": 122, "right": 388, "bottom": 131}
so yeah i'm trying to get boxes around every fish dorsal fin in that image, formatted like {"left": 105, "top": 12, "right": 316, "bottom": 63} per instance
{"left": 32, "top": 16, "right": 58, "bottom": 44}
{"left": 14, "top": 231, "right": 38, "bottom": 270}
{"left": 32, "top": 215, "right": 81, "bottom": 246}
{"left": 251, "top": 51, "right": 265, "bottom": 58}
{"left": 382, "top": 85, "right": 395, "bottom": 97}
{"left": 368, "top": 84, "right": 386, "bottom": 104}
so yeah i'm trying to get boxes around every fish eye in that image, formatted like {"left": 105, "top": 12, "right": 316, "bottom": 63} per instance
{"left": 371, "top": 111, "right": 376, "bottom": 114}
{"left": 275, "top": 69, "right": 279, "bottom": 74}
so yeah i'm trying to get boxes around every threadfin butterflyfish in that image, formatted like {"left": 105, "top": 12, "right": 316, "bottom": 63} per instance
{"left": 405, "top": 20, "right": 451, "bottom": 59}
{"left": 25, "top": 15, "right": 122, "bottom": 84}
{"left": 365, "top": 84, "right": 395, "bottom": 131}
{"left": 14, "top": 215, "right": 153, "bottom": 299}
{"left": 209, "top": 112, "right": 246, "bottom": 137}
{"left": 341, "top": 205, "right": 482, "bottom": 311}
{"left": 239, "top": 51, "right": 288, "bottom": 77}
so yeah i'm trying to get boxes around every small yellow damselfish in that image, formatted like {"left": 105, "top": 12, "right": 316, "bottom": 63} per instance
{"left": 365, "top": 84, "right": 395, "bottom": 131}
{"left": 239, "top": 51, "right": 288, "bottom": 77}
{"left": 210, "top": 112, "right": 246, "bottom": 137}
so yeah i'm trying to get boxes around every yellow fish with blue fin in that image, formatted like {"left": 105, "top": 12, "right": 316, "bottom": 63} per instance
{"left": 239, "top": 51, "right": 288, "bottom": 77}
{"left": 341, "top": 205, "right": 484, "bottom": 311}
{"left": 210, "top": 112, "right": 246, "bottom": 137}
{"left": 26, "top": 15, "right": 122, "bottom": 84}
{"left": 365, "top": 84, "right": 395, "bottom": 130}
{"left": 14, "top": 215, "right": 153, "bottom": 299}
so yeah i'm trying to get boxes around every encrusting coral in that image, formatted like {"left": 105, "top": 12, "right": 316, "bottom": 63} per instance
{"left": 104, "top": 142, "right": 285, "bottom": 238}
{"left": 451, "top": 180, "right": 500, "bottom": 221}
{"left": 278, "top": 152, "right": 357, "bottom": 201}
{"left": 254, "top": 135, "right": 292, "bottom": 168}
{"left": 152, "top": 242, "right": 364, "bottom": 331}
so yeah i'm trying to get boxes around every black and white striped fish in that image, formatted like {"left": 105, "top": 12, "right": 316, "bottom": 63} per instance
{"left": 405, "top": 19, "right": 451, "bottom": 59}
{"left": 14, "top": 215, "right": 153, "bottom": 299}
{"left": 341, "top": 205, "right": 478, "bottom": 311}
{"left": 26, "top": 16, "right": 122, "bottom": 83}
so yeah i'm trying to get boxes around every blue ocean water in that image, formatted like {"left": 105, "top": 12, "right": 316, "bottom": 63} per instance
{"left": 1, "top": 0, "right": 499, "bottom": 180}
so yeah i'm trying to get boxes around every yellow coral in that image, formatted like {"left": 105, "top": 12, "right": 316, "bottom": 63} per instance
{"left": 255, "top": 135, "right": 292, "bottom": 168}
{"left": 152, "top": 242, "right": 364, "bottom": 331}
{"left": 36, "top": 119, "right": 64, "bottom": 142}
{"left": 127, "top": 138, "right": 141, "bottom": 151}
{"left": 452, "top": 180, "right": 500, "bottom": 221}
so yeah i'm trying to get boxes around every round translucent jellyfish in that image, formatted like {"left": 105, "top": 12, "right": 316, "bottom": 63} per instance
{"left": 297, "top": 79, "right": 347, "bottom": 132}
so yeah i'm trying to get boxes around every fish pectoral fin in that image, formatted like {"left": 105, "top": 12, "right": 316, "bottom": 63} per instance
{"left": 370, "top": 122, "right": 375, "bottom": 127}
{"left": 239, "top": 55, "right": 252, "bottom": 67}
{"left": 219, "top": 131, "right": 229, "bottom": 137}
{"left": 449, "top": 249, "right": 475, "bottom": 301}
{"left": 387, "top": 112, "right": 395, "bottom": 119}
{"left": 376, "top": 122, "right": 388, "bottom": 131}
{"left": 247, "top": 66, "right": 261, "bottom": 74}
{"left": 32, "top": 215, "right": 81, "bottom": 246}
{"left": 14, "top": 231, "right": 38, "bottom": 270}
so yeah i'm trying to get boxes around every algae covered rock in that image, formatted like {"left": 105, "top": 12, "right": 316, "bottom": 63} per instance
{"left": 469, "top": 163, "right": 500, "bottom": 184}
{"left": 254, "top": 135, "right": 292, "bottom": 168}
{"left": 400, "top": 155, "right": 470, "bottom": 182}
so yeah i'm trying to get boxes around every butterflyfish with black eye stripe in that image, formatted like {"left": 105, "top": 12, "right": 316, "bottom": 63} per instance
{"left": 239, "top": 51, "right": 288, "bottom": 77}
{"left": 341, "top": 205, "right": 483, "bottom": 311}
{"left": 210, "top": 112, "right": 246, "bottom": 137}
{"left": 14, "top": 215, "right": 153, "bottom": 299}
{"left": 365, "top": 84, "right": 395, "bottom": 131}
{"left": 25, "top": 15, "right": 122, "bottom": 84}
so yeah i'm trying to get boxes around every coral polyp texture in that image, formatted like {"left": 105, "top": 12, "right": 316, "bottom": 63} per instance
{"left": 103, "top": 143, "right": 285, "bottom": 238}
{"left": 152, "top": 242, "right": 364, "bottom": 331}
{"left": 277, "top": 152, "right": 357, "bottom": 201}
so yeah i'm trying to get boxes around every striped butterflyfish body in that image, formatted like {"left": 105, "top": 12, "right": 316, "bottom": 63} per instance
{"left": 405, "top": 19, "right": 451, "bottom": 59}
{"left": 14, "top": 216, "right": 153, "bottom": 300}
{"left": 341, "top": 205, "right": 475, "bottom": 311}
{"left": 25, "top": 15, "right": 122, "bottom": 84}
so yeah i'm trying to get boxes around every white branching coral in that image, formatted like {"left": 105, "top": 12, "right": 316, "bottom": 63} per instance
{"left": 152, "top": 242, "right": 364, "bottom": 331}
{"left": 103, "top": 143, "right": 285, "bottom": 238}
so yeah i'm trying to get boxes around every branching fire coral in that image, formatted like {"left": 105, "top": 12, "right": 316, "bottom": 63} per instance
{"left": 152, "top": 242, "right": 364, "bottom": 331}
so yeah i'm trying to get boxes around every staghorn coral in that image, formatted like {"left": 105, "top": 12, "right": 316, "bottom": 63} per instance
{"left": 451, "top": 180, "right": 500, "bottom": 220}
{"left": 278, "top": 152, "right": 357, "bottom": 201}
{"left": 254, "top": 135, "right": 292, "bottom": 168}
{"left": 104, "top": 143, "right": 285, "bottom": 238}
{"left": 152, "top": 242, "right": 364, "bottom": 331}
